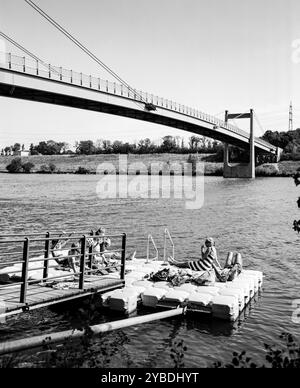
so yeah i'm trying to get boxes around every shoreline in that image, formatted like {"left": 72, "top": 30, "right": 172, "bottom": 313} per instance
{"left": 0, "top": 153, "right": 299, "bottom": 177}
{"left": 0, "top": 170, "right": 296, "bottom": 177}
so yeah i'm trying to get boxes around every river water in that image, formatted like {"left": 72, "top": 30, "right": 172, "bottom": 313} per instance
{"left": 0, "top": 173, "right": 299, "bottom": 367}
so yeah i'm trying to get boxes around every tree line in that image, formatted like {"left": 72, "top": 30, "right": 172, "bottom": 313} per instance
{"left": 1, "top": 136, "right": 222, "bottom": 156}
{"left": 3, "top": 128, "right": 300, "bottom": 160}
{"left": 262, "top": 128, "right": 300, "bottom": 161}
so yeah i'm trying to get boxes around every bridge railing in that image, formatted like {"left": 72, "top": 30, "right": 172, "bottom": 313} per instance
{"left": 0, "top": 51, "right": 275, "bottom": 150}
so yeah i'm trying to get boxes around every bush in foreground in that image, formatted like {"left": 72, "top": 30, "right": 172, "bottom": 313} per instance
{"left": 212, "top": 333, "right": 300, "bottom": 368}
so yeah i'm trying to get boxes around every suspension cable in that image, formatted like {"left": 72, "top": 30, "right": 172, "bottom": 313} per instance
{"left": 0, "top": 31, "right": 60, "bottom": 76}
{"left": 24, "top": 0, "right": 147, "bottom": 107}
{"left": 253, "top": 111, "right": 266, "bottom": 136}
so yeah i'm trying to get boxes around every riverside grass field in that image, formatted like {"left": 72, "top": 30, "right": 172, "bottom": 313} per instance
{"left": 0, "top": 153, "right": 299, "bottom": 176}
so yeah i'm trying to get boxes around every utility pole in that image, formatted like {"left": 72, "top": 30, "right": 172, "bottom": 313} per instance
{"left": 289, "top": 101, "right": 293, "bottom": 132}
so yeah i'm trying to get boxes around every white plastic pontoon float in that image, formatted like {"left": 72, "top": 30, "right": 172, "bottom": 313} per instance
{"left": 101, "top": 230, "right": 263, "bottom": 322}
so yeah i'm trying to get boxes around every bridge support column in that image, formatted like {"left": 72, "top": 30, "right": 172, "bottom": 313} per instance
{"left": 223, "top": 109, "right": 255, "bottom": 179}
{"left": 275, "top": 147, "right": 283, "bottom": 163}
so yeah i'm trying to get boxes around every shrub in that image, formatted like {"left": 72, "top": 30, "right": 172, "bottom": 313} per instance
{"left": 6, "top": 158, "right": 23, "bottom": 173}
{"left": 211, "top": 167, "right": 224, "bottom": 176}
{"left": 212, "top": 333, "right": 300, "bottom": 368}
{"left": 75, "top": 166, "right": 90, "bottom": 174}
{"left": 22, "top": 162, "right": 35, "bottom": 173}
{"left": 291, "top": 153, "right": 300, "bottom": 161}
{"left": 256, "top": 164, "right": 279, "bottom": 177}
{"left": 6, "top": 158, "right": 36, "bottom": 173}
{"left": 39, "top": 165, "right": 50, "bottom": 174}
{"left": 48, "top": 163, "right": 57, "bottom": 173}
{"left": 39, "top": 163, "right": 58, "bottom": 174}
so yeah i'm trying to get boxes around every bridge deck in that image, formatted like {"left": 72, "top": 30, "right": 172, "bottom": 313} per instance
{"left": 0, "top": 51, "right": 277, "bottom": 154}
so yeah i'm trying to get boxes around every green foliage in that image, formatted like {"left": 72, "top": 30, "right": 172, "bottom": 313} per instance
{"left": 293, "top": 172, "right": 300, "bottom": 233}
{"left": 0, "top": 354, "right": 18, "bottom": 368}
{"left": 75, "top": 166, "right": 91, "bottom": 174}
{"left": 76, "top": 140, "right": 96, "bottom": 155}
{"left": 6, "top": 158, "right": 35, "bottom": 173}
{"left": 29, "top": 143, "right": 39, "bottom": 156}
{"left": 256, "top": 164, "right": 279, "bottom": 177}
{"left": 39, "top": 331, "right": 127, "bottom": 368}
{"left": 212, "top": 333, "right": 300, "bottom": 368}
{"left": 6, "top": 158, "right": 23, "bottom": 173}
{"left": 170, "top": 339, "right": 187, "bottom": 368}
{"left": 48, "top": 163, "right": 57, "bottom": 173}
{"left": 12, "top": 143, "right": 21, "bottom": 152}
{"left": 5, "top": 135, "right": 223, "bottom": 156}
{"left": 262, "top": 128, "right": 300, "bottom": 160}
{"left": 212, "top": 351, "right": 258, "bottom": 368}
{"left": 33, "top": 140, "right": 66, "bottom": 155}
{"left": 39, "top": 163, "right": 57, "bottom": 174}
{"left": 22, "top": 162, "right": 35, "bottom": 173}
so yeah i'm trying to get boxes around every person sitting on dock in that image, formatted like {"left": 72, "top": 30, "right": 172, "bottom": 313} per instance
{"left": 91, "top": 227, "right": 136, "bottom": 264}
{"left": 168, "top": 237, "right": 218, "bottom": 270}
{"left": 168, "top": 237, "right": 242, "bottom": 282}
{"left": 66, "top": 242, "right": 81, "bottom": 273}
{"left": 50, "top": 232, "right": 74, "bottom": 264}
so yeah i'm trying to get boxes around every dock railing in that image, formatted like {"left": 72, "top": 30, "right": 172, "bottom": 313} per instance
{"left": 0, "top": 231, "right": 127, "bottom": 305}
{"left": 163, "top": 228, "right": 175, "bottom": 264}
{"left": 146, "top": 234, "right": 158, "bottom": 263}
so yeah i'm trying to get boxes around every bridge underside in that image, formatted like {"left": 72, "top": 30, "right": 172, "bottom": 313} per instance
{"left": 0, "top": 81, "right": 270, "bottom": 156}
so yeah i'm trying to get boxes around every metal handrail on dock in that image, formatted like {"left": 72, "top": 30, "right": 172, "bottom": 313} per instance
{"left": 163, "top": 228, "right": 175, "bottom": 264}
{"left": 0, "top": 231, "right": 127, "bottom": 306}
{"left": 146, "top": 234, "right": 159, "bottom": 263}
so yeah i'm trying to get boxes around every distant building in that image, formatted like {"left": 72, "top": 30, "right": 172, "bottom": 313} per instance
{"left": 13, "top": 150, "right": 30, "bottom": 157}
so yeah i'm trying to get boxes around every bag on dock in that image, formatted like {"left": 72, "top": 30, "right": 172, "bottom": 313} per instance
{"left": 191, "top": 269, "right": 216, "bottom": 286}
{"left": 150, "top": 268, "right": 170, "bottom": 282}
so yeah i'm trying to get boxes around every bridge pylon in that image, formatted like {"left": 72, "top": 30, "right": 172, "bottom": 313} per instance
{"left": 223, "top": 109, "right": 255, "bottom": 179}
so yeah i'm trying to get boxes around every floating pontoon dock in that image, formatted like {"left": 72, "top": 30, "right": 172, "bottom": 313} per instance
{"left": 101, "top": 258, "right": 263, "bottom": 322}
{"left": 0, "top": 230, "right": 263, "bottom": 323}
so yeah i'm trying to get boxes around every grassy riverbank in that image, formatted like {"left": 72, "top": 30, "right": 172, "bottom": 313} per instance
{"left": 0, "top": 154, "right": 223, "bottom": 175}
{"left": 0, "top": 154, "right": 299, "bottom": 176}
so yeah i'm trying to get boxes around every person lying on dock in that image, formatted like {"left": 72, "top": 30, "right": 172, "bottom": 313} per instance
{"left": 168, "top": 237, "right": 243, "bottom": 282}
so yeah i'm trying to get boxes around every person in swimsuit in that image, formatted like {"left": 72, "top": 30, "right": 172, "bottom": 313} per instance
{"left": 168, "top": 237, "right": 242, "bottom": 282}
{"left": 90, "top": 227, "right": 136, "bottom": 264}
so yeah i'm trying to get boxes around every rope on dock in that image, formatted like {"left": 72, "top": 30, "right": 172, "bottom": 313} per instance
{"left": 0, "top": 307, "right": 185, "bottom": 356}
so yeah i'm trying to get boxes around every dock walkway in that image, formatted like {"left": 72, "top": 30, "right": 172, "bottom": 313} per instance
{"left": 0, "top": 276, "right": 124, "bottom": 316}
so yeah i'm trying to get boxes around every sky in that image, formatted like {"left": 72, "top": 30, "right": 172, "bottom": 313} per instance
{"left": 0, "top": 0, "right": 300, "bottom": 149}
